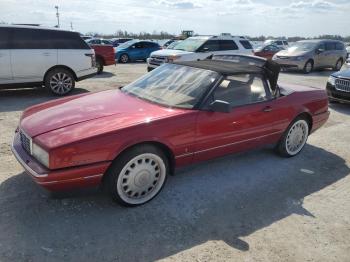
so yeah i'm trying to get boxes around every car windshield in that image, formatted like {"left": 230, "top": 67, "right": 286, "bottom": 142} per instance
{"left": 118, "top": 40, "right": 137, "bottom": 49}
{"left": 288, "top": 42, "right": 318, "bottom": 52}
{"left": 173, "top": 38, "right": 208, "bottom": 52}
{"left": 121, "top": 63, "right": 218, "bottom": 109}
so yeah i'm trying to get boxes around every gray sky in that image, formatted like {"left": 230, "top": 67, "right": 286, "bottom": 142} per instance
{"left": 1, "top": 0, "right": 349, "bottom": 36}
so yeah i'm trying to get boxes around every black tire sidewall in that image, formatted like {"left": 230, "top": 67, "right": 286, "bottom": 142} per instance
{"left": 303, "top": 60, "right": 313, "bottom": 74}
{"left": 104, "top": 145, "right": 169, "bottom": 207}
{"left": 96, "top": 59, "right": 104, "bottom": 74}
{"left": 45, "top": 68, "right": 75, "bottom": 96}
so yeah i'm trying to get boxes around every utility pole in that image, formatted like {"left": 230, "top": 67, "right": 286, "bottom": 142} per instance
{"left": 55, "top": 6, "right": 60, "bottom": 28}
{"left": 70, "top": 22, "right": 73, "bottom": 31}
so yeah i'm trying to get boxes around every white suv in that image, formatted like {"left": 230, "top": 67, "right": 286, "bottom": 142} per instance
{"left": 0, "top": 25, "right": 97, "bottom": 95}
{"left": 147, "top": 35, "right": 254, "bottom": 71}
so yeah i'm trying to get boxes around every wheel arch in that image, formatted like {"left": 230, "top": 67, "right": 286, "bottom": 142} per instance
{"left": 102, "top": 141, "right": 176, "bottom": 183}
{"left": 95, "top": 55, "right": 106, "bottom": 65}
{"left": 44, "top": 65, "right": 78, "bottom": 81}
{"left": 295, "top": 112, "right": 313, "bottom": 133}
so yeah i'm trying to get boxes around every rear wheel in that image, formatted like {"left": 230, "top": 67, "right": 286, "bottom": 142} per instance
{"left": 334, "top": 58, "right": 343, "bottom": 71}
{"left": 45, "top": 68, "right": 75, "bottom": 96}
{"left": 303, "top": 60, "right": 313, "bottom": 74}
{"left": 96, "top": 58, "right": 104, "bottom": 74}
{"left": 277, "top": 117, "right": 309, "bottom": 157}
{"left": 104, "top": 145, "right": 168, "bottom": 206}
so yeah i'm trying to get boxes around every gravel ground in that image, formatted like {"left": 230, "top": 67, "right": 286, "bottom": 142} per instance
{"left": 0, "top": 63, "right": 349, "bottom": 262}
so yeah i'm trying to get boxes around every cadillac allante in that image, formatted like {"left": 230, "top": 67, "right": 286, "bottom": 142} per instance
{"left": 12, "top": 55, "right": 329, "bottom": 206}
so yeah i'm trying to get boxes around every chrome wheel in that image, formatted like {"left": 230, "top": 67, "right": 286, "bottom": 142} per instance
{"left": 50, "top": 72, "right": 73, "bottom": 95}
{"left": 120, "top": 54, "right": 129, "bottom": 63}
{"left": 285, "top": 120, "right": 309, "bottom": 155}
{"left": 116, "top": 153, "right": 166, "bottom": 205}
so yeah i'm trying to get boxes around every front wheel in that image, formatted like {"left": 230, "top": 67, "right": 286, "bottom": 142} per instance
{"left": 303, "top": 60, "right": 313, "bottom": 74}
{"left": 45, "top": 68, "right": 75, "bottom": 96}
{"left": 104, "top": 145, "right": 168, "bottom": 206}
{"left": 119, "top": 54, "right": 129, "bottom": 63}
{"left": 276, "top": 117, "right": 309, "bottom": 157}
{"left": 96, "top": 58, "right": 104, "bottom": 74}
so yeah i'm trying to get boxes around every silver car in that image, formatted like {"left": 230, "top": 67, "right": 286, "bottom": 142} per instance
{"left": 272, "top": 40, "right": 347, "bottom": 74}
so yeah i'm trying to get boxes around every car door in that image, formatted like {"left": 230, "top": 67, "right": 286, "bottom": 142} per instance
{"left": 0, "top": 27, "right": 13, "bottom": 83}
{"left": 193, "top": 74, "right": 290, "bottom": 162}
{"left": 11, "top": 28, "right": 57, "bottom": 83}
{"left": 314, "top": 43, "right": 326, "bottom": 68}
{"left": 128, "top": 42, "right": 146, "bottom": 60}
{"left": 324, "top": 42, "right": 337, "bottom": 67}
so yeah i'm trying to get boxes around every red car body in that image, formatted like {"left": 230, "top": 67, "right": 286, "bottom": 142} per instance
{"left": 254, "top": 45, "right": 282, "bottom": 60}
{"left": 90, "top": 44, "right": 115, "bottom": 67}
{"left": 12, "top": 58, "right": 329, "bottom": 193}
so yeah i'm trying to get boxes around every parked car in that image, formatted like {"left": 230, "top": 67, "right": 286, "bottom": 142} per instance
{"left": 0, "top": 25, "right": 97, "bottom": 95}
{"left": 272, "top": 40, "right": 347, "bottom": 74}
{"left": 81, "top": 35, "right": 93, "bottom": 41}
{"left": 111, "top": 38, "right": 133, "bottom": 47}
{"left": 346, "top": 45, "right": 350, "bottom": 58}
{"left": 254, "top": 44, "right": 282, "bottom": 60}
{"left": 327, "top": 59, "right": 350, "bottom": 103}
{"left": 147, "top": 35, "right": 254, "bottom": 71}
{"left": 264, "top": 39, "right": 289, "bottom": 49}
{"left": 115, "top": 40, "right": 161, "bottom": 63}
{"left": 86, "top": 38, "right": 113, "bottom": 45}
{"left": 87, "top": 43, "right": 115, "bottom": 74}
{"left": 12, "top": 55, "right": 329, "bottom": 206}
{"left": 162, "top": 39, "right": 176, "bottom": 48}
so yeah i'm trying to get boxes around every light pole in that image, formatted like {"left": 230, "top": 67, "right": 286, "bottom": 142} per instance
{"left": 55, "top": 6, "right": 60, "bottom": 28}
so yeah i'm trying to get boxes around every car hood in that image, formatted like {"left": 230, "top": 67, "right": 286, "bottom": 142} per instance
{"left": 276, "top": 49, "right": 309, "bottom": 57}
{"left": 151, "top": 49, "right": 194, "bottom": 57}
{"left": 332, "top": 66, "right": 350, "bottom": 78}
{"left": 21, "top": 90, "right": 187, "bottom": 138}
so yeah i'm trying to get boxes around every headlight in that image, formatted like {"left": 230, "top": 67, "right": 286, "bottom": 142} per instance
{"left": 166, "top": 55, "right": 181, "bottom": 63}
{"left": 32, "top": 143, "right": 49, "bottom": 168}
{"left": 327, "top": 75, "right": 336, "bottom": 86}
{"left": 293, "top": 56, "right": 305, "bottom": 61}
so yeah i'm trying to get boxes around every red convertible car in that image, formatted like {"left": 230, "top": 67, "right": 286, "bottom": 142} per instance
{"left": 12, "top": 55, "right": 329, "bottom": 206}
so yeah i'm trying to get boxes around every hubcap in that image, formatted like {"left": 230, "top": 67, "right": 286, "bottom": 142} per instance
{"left": 117, "top": 153, "right": 166, "bottom": 205}
{"left": 286, "top": 120, "right": 309, "bottom": 155}
{"left": 50, "top": 72, "right": 73, "bottom": 94}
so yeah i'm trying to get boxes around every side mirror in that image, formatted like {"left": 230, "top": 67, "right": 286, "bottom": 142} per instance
{"left": 201, "top": 47, "right": 209, "bottom": 52}
{"left": 316, "top": 48, "right": 324, "bottom": 54}
{"left": 210, "top": 100, "right": 231, "bottom": 113}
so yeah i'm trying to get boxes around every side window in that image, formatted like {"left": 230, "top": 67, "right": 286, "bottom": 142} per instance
{"left": 219, "top": 40, "right": 238, "bottom": 50}
{"left": 102, "top": 40, "right": 111, "bottom": 45}
{"left": 318, "top": 43, "right": 326, "bottom": 52}
{"left": 276, "top": 41, "right": 283, "bottom": 45}
{"left": 200, "top": 40, "right": 220, "bottom": 51}
{"left": 135, "top": 42, "right": 144, "bottom": 48}
{"left": 0, "top": 28, "right": 11, "bottom": 49}
{"left": 12, "top": 28, "right": 54, "bottom": 49}
{"left": 239, "top": 40, "right": 253, "bottom": 49}
{"left": 336, "top": 43, "right": 344, "bottom": 50}
{"left": 325, "top": 42, "right": 336, "bottom": 51}
{"left": 212, "top": 74, "right": 270, "bottom": 107}
{"left": 52, "top": 31, "right": 90, "bottom": 49}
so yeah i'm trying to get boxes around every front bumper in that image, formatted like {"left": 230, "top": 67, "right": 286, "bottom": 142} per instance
{"left": 326, "top": 83, "right": 350, "bottom": 103}
{"left": 11, "top": 131, "right": 110, "bottom": 191}
{"left": 272, "top": 58, "right": 306, "bottom": 70}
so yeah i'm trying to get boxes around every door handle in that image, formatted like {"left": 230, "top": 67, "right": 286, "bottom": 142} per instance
{"left": 262, "top": 106, "right": 272, "bottom": 112}
{"left": 42, "top": 52, "right": 51, "bottom": 56}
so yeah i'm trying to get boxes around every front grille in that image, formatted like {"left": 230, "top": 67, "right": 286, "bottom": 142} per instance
{"left": 149, "top": 55, "right": 167, "bottom": 66}
{"left": 335, "top": 78, "right": 350, "bottom": 93}
{"left": 277, "top": 56, "right": 290, "bottom": 60}
{"left": 20, "top": 130, "right": 32, "bottom": 154}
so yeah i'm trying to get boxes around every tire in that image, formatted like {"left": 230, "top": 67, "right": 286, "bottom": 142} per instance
{"left": 147, "top": 67, "right": 153, "bottom": 72}
{"left": 333, "top": 58, "right": 343, "bottom": 71}
{"left": 276, "top": 117, "right": 310, "bottom": 157}
{"left": 96, "top": 58, "right": 104, "bottom": 74}
{"left": 104, "top": 144, "right": 169, "bottom": 206}
{"left": 45, "top": 68, "right": 75, "bottom": 96}
{"left": 303, "top": 60, "right": 313, "bottom": 74}
{"left": 119, "top": 54, "right": 129, "bottom": 63}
